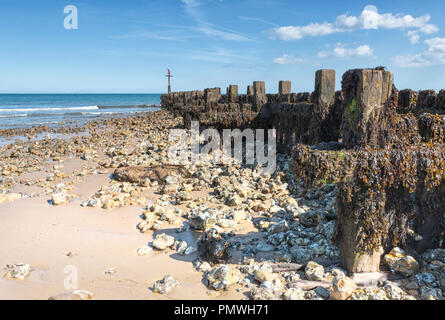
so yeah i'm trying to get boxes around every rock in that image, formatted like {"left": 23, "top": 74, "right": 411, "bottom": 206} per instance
{"left": 227, "top": 194, "right": 242, "bottom": 206}
{"left": 0, "top": 193, "right": 21, "bottom": 204}
{"left": 268, "top": 220, "right": 288, "bottom": 234}
{"left": 416, "top": 272, "right": 436, "bottom": 286}
{"left": 299, "top": 211, "right": 324, "bottom": 228}
{"left": 314, "top": 286, "right": 330, "bottom": 299}
{"left": 189, "top": 211, "right": 217, "bottom": 230}
{"left": 137, "top": 245, "right": 153, "bottom": 256}
{"left": 138, "top": 218, "right": 154, "bottom": 233}
{"left": 330, "top": 267, "right": 347, "bottom": 279}
{"left": 217, "top": 219, "right": 238, "bottom": 229}
{"left": 269, "top": 205, "right": 282, "bottom": 214}
{"left": 162, "top": 184, "right": 179, "bottom": 194}
{"left": 165, "top": 175, "right": 178, "bottom": 185}
{"left": 153, "top": 275, "right": 179, "bottom": 294}
{"left": 283, "top": 288, "right": 305, "bottom": 300}
{"left": 258, "top": 220, "right": 271, "bottom": 230}
{"left": 160, "top": 210, "right": 178, "bottom": 224}
{"left": 4, "top": 263, "right": 31, "bottom": 280}
{"left": 383, "top": 247, "right": 419, "bottom": 276}
{"left": 205, "top": 265, "right": 240, "bottom": 291}
{"left": 349, "top": 287, "right": 388, "bottom": 300}
{"left": 329, "top": 277, "right": 357, "bottom": 300}
{"left": 260, "top": 281, "right": 274, "bottom": 290}
{"left": 420, "top": 287, "right": 441, "bottom": 300}
{"left": 383, "top": 282, "right": 406, "bottom": 300}
{"left": 113, "top": 165, "right": 190, "bottom": 185}
{"left": 254, "top": 270, "right": 275, "bottom": 283}
{"left": 256, "top": 243, "right": 275, "bottom": 252}
{"left": 305, "top": 261, "right": 325, "bottom": 281}
{"left": 152, "top": 233, "right": 175, "bottom": 251}
{"left": 250, "top": 287, "right": 278, "bottom": 300}
{"left": 51, "top": 192, "right": 71, "bottom": 205}
{"left": 48, "top": 290, "right": 94, "bottom": 300}
{"left": 177, "top": 241, "right": 188, "bottom": 255}
{"left": 422, "top": 248, "right": 445, "bottom": 263}
{"left": 233, "top": 210, "right": 247, "bottom": 223}
{"left": 405, "top": 281, "right": 419, "bottom": 291}
{"left": 195, "top": 261, "right": 212, "bottom": 272}
{"left": 184, "top": 246, "right": 197, "bottom": 255}
{"left": 197, "top": 230, "right": 230, "bottom": 264}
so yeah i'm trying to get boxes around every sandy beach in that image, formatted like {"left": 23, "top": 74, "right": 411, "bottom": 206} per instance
{"left": 0, "top": 111, "right": 255, "bottom": 300}
{"left": 0, "top": 109, "right": 443, "bottom": 301}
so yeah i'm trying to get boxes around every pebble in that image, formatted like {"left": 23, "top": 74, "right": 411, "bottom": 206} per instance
{"left": 330, "top": 277, "right": 357, "bottom": 300}
{"left": 137, "top": 245, "right": 153, "bottom": 256}
{"left": 152, "top": 233, "right": 175, "bottom": 251}
{"left": 305, "top": 261, "right": 325, "bottom": 281}
{"left": 205, "top": 265, "right": 240, "bottom": 291}
{"left": 4, "top": 263, "right": 31, "bottom": 280}
{"left": 153, "top": 275, "right": 179, "bottom": 294}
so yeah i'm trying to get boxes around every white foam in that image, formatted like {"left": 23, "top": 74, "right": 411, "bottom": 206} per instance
{"left": 0, "top": 106, "right": 99, "bottom": 113}
{"left": 0, "top": 113, "right": 28, "bottom": 118}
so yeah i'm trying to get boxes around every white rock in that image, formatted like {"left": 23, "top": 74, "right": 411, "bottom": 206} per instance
{"left": 152, "top": 233, "right": 175, "bottom": 250}
{"left": 4, "top": 263, "right": 31, "bottom": 280}
{"left": 137, "top": 245, "right": 153, "bottom": 256}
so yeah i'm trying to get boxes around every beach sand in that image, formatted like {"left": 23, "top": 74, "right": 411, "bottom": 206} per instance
{"left": 0, "top": 157, "right": 244, "bottom": 300}
{"left": 0, "top": 111, "right": 248, "bottom": 300}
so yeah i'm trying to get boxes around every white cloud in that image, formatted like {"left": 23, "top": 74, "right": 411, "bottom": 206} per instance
{"left": 181, "top": 0, "right": 201, "bottom": 16}
{"left": 180, "top": 0, "right": 251, "bottom": 41}
{"left": 272, "top": 5, "right": 438, "bottom": 42}
{"left": 394, "top": 37, "right": 445, "bottom": 67}
{"left": 407, "top": 31, "right": 420, "bottom": 44}
{"left": 238, "top": 16, "right": 279, "bottom": 27}
{"left": 195, "top": 25, "right": 250, "bottom": 41}
{"left": 318, "top": 44, "right": 374, "bottom": 58}
{"left": 273, "top": 54, "right": 304, "bottom": 64}
{"left": 272, "top": 23, "right": 340, "bottom": 40}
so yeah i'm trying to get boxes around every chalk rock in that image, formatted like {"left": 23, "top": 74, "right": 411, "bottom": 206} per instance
{"left": 4, "top": 263, "right": 31, "bottom": 280}
{"left": 137, "top": 245, "right": 153, "bottom": 256}
{"left": 227, "top": 194, "right": 242, "bottom": 206}
{"left": 283, "top": 288, "right": 305, "bottom": 300}
{"left": 383, "top": 247, "right": 419, "bottom": 276}
{"left": 51, "top": 192, "right": 71, "bottom": 205}
{"left": 152, "top": 233, "right": 175, "bottom": 250}
{"left": 206, "top": 265, "right": 240, "bottom": 291}
{"left": 189, "top": 211, "right": 217, "bottom": 230}
{"left": 176, "top": 241, "right": 188, "bottom": 255}
{"left": 217, "top": 219, "right": 238, "bottom": 229}
{"left": 153, "top": 275, "right": 179, "bottom": 294}
{"left": 195, "top": 261, "right": 212, "bottom": 272}
{"left": 0, "top": 193, "right": 21, "bottom": 204}
{"left": 305, "top": 261, "right": 325, "bottom": 281}
{"left": 232, "top": 210, "right": 247, "bottom": 223}
{"left": 254, "top": 269, "right": 275, "bottom": 283}
{"left": 383, "top": 282, "right": 406, "bottom": 300}
{"left": 329, "top": 277, "right": 357, "bottom": 300}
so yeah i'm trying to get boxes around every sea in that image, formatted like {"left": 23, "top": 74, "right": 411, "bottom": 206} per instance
{"left": 0, "top": 94, "right": 161, "bottom": 129}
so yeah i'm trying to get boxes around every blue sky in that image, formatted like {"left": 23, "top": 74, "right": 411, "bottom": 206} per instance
{"left": 1, "top": 0, "right": 445, "bottom": 93}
